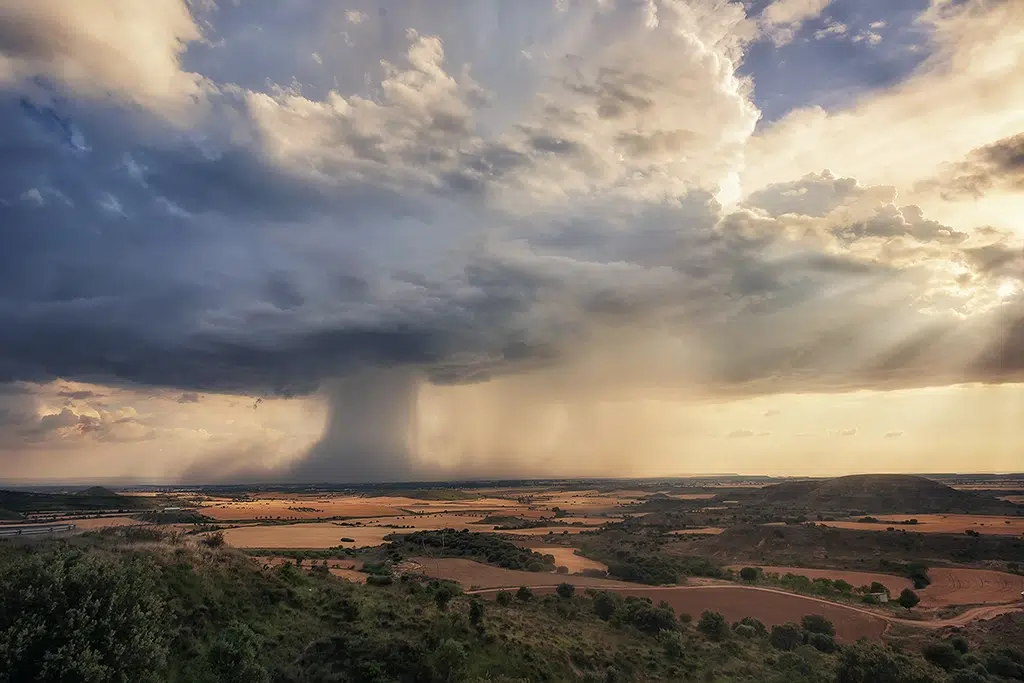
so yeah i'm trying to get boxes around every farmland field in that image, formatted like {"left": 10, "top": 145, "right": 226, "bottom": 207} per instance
{"left": 816, "top": 514, "right": 1024, "bottom": 536}
{"left": 918, "top": 567, "right": 1024, "bottom": 607}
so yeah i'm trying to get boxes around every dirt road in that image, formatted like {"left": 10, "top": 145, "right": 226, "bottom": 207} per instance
{"left": 467, "top": 582, "right": 1024, "bottom": 638}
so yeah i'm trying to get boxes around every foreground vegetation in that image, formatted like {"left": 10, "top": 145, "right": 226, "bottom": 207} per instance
{"left": 3, "top": 529, "right": 1020, "bottom": 683}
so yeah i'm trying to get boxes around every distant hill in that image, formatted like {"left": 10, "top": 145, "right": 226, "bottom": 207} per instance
{"left": 0, "top": 488, "right": 151, "bottom": 516}
{"left": 718, "top": 474, "right": 1020, "bottom": 514}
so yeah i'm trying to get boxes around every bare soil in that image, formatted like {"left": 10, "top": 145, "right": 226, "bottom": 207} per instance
{"left": 817, "top": 514, "right": 1024, "bottom": 536}
{"left": 918, "top": 567, "right": 1024, "bottom": 607}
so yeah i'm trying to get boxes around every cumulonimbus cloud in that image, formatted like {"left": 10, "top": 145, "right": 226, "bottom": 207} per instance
{"left": 0, "top": 1, "right": 1021, "bottom": 480}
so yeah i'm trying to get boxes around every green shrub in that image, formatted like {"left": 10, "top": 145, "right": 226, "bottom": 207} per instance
{"left": 697, "top": 610, "right": 728, "bottom": 641}
{"left": 495, "top": 590, "right": 512, "bottom": 606}
{"left": 950, "top": 636, "right": 969, "bottom": 654}
{"left": 733, "top": 624, "right": 757, "bottom": 639}
{"left": 469, "top": 600, "right": 485, "bottom": 626}
{"left": 801, "top": 615, "right": 835, "bottom": 637}
{"left": 0, "top": 548, "right": 168, "bottom": 683}
{"left": 835, "top": 641, "right": 941, "bottom": 683}
{"left": 898, "top": 588, "right": 920, "bottom": 610}
{"left": 658, "top": 629, "right": 686, "bottom": 660}
{"left": 207, "top": 622, "right": 270, "bottom": 683}
{"left": 739, "top": 566, "right": 759, "bottom": 581}
{"left": 366, "top": 574, "right": 394, "bottom": 586}
{"left": 922, "top": 642, "right": 961, "bottom": 671}
{"left": 592, "top": 591, "right": 620, "bottom": 621}
{"left": 516, "top": 586, "right": 534, "bottom": 603}
{"left": 556, "top": 583, "right": 576, "bottom": 599}
{"left": 734, "top": 616, "right": 767, "bottom": 636}
{"left": 769, "top": 623, "right": 803, "bottom": 651}
{"left": 806, "top": 632, "right": 837, "bottom": 653}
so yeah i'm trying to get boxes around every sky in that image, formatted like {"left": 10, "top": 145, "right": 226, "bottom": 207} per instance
{"left": 0, "top": 0, "right": 1022, "bottom": 484}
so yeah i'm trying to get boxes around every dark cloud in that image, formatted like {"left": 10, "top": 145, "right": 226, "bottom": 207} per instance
{"left": 0, "top": 0, "right": 1020, "bottom": 456}
{"left": 917, "top": 132, "right": 1024, "bottom": 200}
{"left": 57, "top": 389, "right": 102, "bottom": 400}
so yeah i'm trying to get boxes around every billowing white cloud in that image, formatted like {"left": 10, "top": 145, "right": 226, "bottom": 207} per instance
{"left": 0, "top": 0, "right": 1021, "bottom": 482}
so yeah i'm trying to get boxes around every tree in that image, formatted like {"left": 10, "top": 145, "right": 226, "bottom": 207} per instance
{"left": 801, "top": 614, "right": 836, "bottom": 637}
{"left": 495, "top": 590, "right": 512, "bottom": 606}
{"left": 807, "top": 632, "right": 838, "bottom": 653}
{"left": 768, "top": 623, "right": 803, "bottom": 651}
{"left": 593, "top": 591, "right": 620, "bottom": 621}
{"left": 469, "top": 599, "right": 485, "bottom": 627}
{"left": 430, "top": 639, "right": 468, "bottom": 683}
{"left": 434, "top": 585, "right": 455, "bottom": 611}
{"left": 739, "top": 566, "right": 759, "bottom": 581}
{"left": 0, "top": 548, "right": 168, "bottom": 683}
{"left": 835, "top": 641, "right": 941, "bottom": 683}
{"left": 697, "top": 610, "right": 728, "bottom": 640}
{"left": 207, "top": 622, "right": 270, "bottom": 683}
{"left": 556, "top": 583, "right": 576, "bottom": 599}
{"left": 950, "top": 636, "right": 969, "bottom": 654}
{"left": 516, "top": 586, "right": 534, "bottom": 603}
{"left": 734, "top": 616, "right": 766, "bottom": 636}
{"left": 898, "top": 588, "right": 920, "bottom": 610}
{"left": 922, "top": 642, "right": 961, "bottom": 671}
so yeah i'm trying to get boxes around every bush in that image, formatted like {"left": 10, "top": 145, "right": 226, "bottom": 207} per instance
{"left": 469, "top": 599, "right": 485, "bottom": 626}
{"left": 0, "top": 547, "right": 168, "bottom": 683}
{"left": 801, "top": 614, "right": 836, "bottom": 637}
{"left": 430, "top": 639, "right": 468, "bottom": 682}
{"left": 556, "top": 583, "right": 575, "bottom": 599}
{"left": 516, "top": 586, "right": 534, "bottom": 603}
{"left": 697, "top": 610, "right": 729, "bottom": 641}
{"left": 769, "top": 623, "right": 803, "bottom": 651}
{"left": 983, "top": 648, "right": 1024, "bottom": 679}
{"left": 905, "top": 562, "right": 931, "bottom": 589}
{"left": 806, "top": 632, "right": 837, "bottom": 653}
{"left": 835, "top": 641, "right": 939, "bottom": 683}
{"left": 733, "top": 624, "right": 757, "bottom": 639}
{"left": 434, "top": 585, "right": 456, "bottom": 610}
{"left": 495, "top": 590, "right": 512, "bottom": 606}
{"left": 950, "top": 670, "right": 989, "bottom": 683}
{"left": 556, "top": 566, "right": 569, "bottom": 574}
{"left": 613, "top": 597, "right": 678, "bottom": 635}
{"left": 739, "top": 566, "right": 759, "bottom": 581}
{"left": 202, "top": 531, "right": 226, "bottom": 548}
{"left": 898, "top": 588, "right": 920, "bottom": 610}
{"left": 950, "top": 636, "right": 969, "bottom": 654}
{"left": 207, "top": 622, "right": 270, "bottom": 683}
{"left": 734, "top": 616, "right": 767, "bottom": 636}
{"left": 658, "top": 629, "right": 686, "bottom": 660}
{"left": 366, "top": 574, "right": 394, "bottom": 586}
{"left": 592, "top": 591, "right": 620, "bottom": 621}
{"left": 922, "top": 642, "right": 961, "bottom": 671}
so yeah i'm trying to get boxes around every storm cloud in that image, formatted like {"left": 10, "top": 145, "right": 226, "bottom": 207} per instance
{"left": 0, "top": 0, "right": 1021, "bottom": 481}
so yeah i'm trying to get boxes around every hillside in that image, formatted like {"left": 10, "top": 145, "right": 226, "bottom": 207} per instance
{"left": 684, "top": 523, "right": 1024, "bottom": 568}
{"left": 0, "top": 528, "right": 968, "bottom": 683}
{"left": 0, "top": 487, "right": 151, "bottom": 517}
{"left": 719, "top": 475, "right": 1020, "bottom": 514}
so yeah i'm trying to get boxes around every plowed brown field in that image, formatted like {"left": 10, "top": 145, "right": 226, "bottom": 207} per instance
{"left": 919, "top": 568, "right": 1024, "bottom": 607}
{"left": 818, "top": 514, "right": 1024, "bottom": 536}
